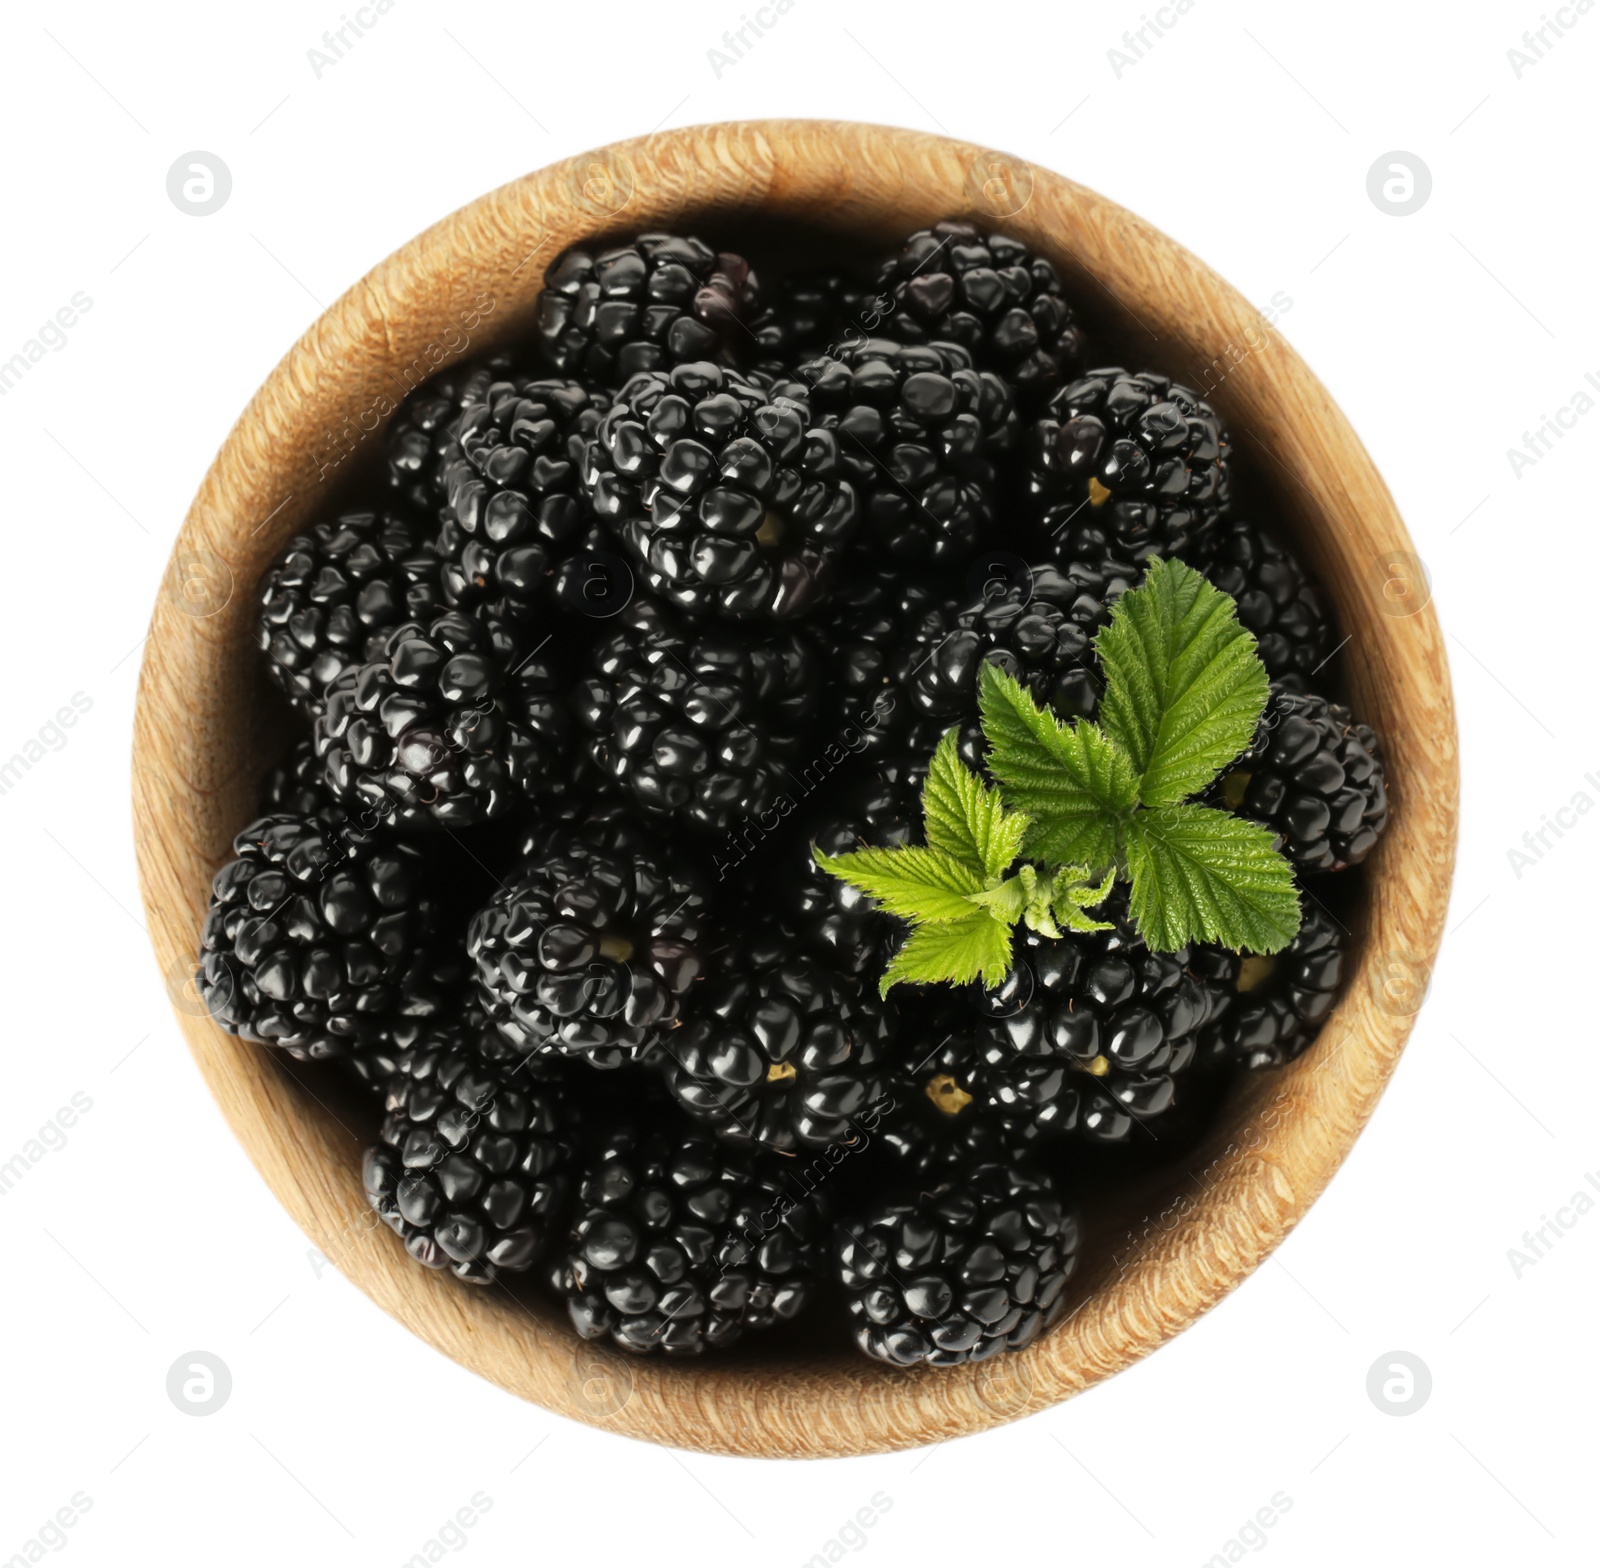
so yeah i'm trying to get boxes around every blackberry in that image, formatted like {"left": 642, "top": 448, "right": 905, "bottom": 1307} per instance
{"left": 468, "top": 824, "right": 711, "bottom": 1070}
{"left": 749, "top": 269, "right": 884, "bottom": 376}
{"left": 791, "top": 773, "right": 920, "bottom": 978}
{"left": 817, "top": 567, "right": 939, "bottom": 745}
{"left": 363, "top": 1031, "right": 579, "bottom": 1284}
{"left": 316, "top": 610, "right": 568, "bottom": 830}
{"left": 436, "top": 375, "right": 609, "bottom": 616}
{"left": 1200, "top": 905, "right": 1347, "bottom": 1070}
{"left": 896, "top": 557, "right": 1135, "bottom": 771}
{"left": 1028, "top": 368, "right": 1229, "bottom": 565}
{"left": 195, "top": 813, "right": 443, "bottom": 1065}
{"left": 385, "top": 357, "right": 516, "bottom": 518}
{"left": 835, "top": 1163, "right": 1079, "bottom": 1367}
{"left": 257, "top": 511, "right": 444, "bottom": 716}
{"left": 563, "top": 1127, "right": 825, "bottom": 1355}
{"left": 661, "top": 930, "right": 895, "bottom": 1153}
{"left": 1218, "top": 686, "right": 1389, "bottom": 873}
{"left": 1203, "top": 516, "right": 1334, "bottom": 692}
{"left": 585, "top": 361, "right": 857, "bottom": 620}
{"left": 260, "top": 737, "right": 333, "bottom": 819}
{"left": 874, "top": 1025, "right": 1054, "bottom": 1179}
{"left": 969, "top": 906, "right": 1238, "bottom": 1146}
{"left": 774, "top": 339, "right": 1016, "bottom": 569}
{"left": 876, "top": 219, "right": 1085, "bottom": 403}
{"left": 536, "top": 235, "right": 758, "bottom": 387}
{"left": 574, "top": 600, "right": 816, "bottom": 839}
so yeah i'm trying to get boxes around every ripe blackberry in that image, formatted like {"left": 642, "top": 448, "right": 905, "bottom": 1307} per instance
{"left": 897, "top": 557, "right": 1135, "bottom": 771}
{"left": 316, "top": 610, "right": 568, "bottom": 830}
{"left": 468, "top": 824, "right": 711, "bottom": 1070}
{"left": 257, "top": 511, "right": 444, "bottom": 716}
{"left": 436, "top": 375, "right": 609, "bottom": 616}
{"left": 585, "top": 361, "right": 857, "bottom": 620}
{"left": 1203, "top": 516, "right": 1334, "bottom": 692}
{"left": 1200, "top": 905, "right": 1347, "bottom": 1070}
{"left": 876, "top": 219, "right": 1085, "bottom": 403}
{"left": 818, "top": 567, "right": 939, "bottom": 744}
{"left": 874, "top": 1025, "right": 1054, "bottom": 1179}
{"left": 661, "top": 930, "right": 895, "bottom": 1153}
{"left": 195, "top": 813, "right": 443, "bottom": 1064}
{"left": 970, "top": 906, "right": 1238, "bottom": 1146}
{"left": 749, "top": 269, "right": 884, "bottom": 376}
{"left": 835, "top": 1163, "right": 1079, "bottom": 1367}
{"left": 363, "top": 1032, "right": 579, "bottom": 1284}
{"left": 791, "top": 773, "right": 920, "bottom": 978}
{"left": 574, "top": 600, "right": 816, "bottom": 838}
{"left": 1028, "top": 368, "right": 1230, "bottom": 565}
{"left": 563, "top": 1127, "right": 825, "bottom": 1355}
{"left": 385, "top": 357, "right": 516, "bottom": 517}
{"left": 536, "top": 235, "right": 758, "bottom": 387}
{"left": 260, "top": 737, "right": 333, "bottom": 819}
{"left": 1218, "top": 686, "right": 1389, "bottom": 873}
{"left": 774, "top": 340, "right": 1016, "bottom": 569}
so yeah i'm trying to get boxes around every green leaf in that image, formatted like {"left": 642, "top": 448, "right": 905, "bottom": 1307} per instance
{"left": 921, "top": 728, "right": 1029, "bottom": 880}
{"left": 979, "top": 664, "right": 1138, "bottom": 872}
{"left": 813, "top": 846, "right": 985, "bottom": 925}
{"left": 1122, "top": 805, "right": 1300, "bottom": 953}
{"left": 968, "top": 865, "right": 1036, "bottom": 925}
{"left": 1050, "top": 866, "right": 1117, "bottom": 935}
{"left": 1096, "top": 557, "right": 1270, "bottom": 806}
{"left": 879, "top": 911, "right": 1014, "bottom": 997}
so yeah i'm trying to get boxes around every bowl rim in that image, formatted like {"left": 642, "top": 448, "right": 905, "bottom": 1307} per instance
{"left": 133, "top": 118, "right": 1458, "bottom": 1458}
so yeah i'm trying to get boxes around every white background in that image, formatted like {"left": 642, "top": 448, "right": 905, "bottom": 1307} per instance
{"left": 0, "top": 0, "right": 1593, "bottom": 1563}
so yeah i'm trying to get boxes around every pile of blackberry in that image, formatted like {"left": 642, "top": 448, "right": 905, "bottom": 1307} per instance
{"left": 196, "top": 221, "right": 1390, "bottom": 1368}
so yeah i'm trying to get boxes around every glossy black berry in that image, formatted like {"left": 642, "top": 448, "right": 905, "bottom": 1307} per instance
{"left": 260, "top": 737, "right": 334, "bottom": 820}
{"left": 385, "top": 357, "right": 517, "bottom": 518}
{"left": 536, "top": 235, "right": 759, "bottom": 388}
{"left": 585, "top": 360, "right": 857, "bottom": 620}
{"left": 662, "top": 931, "right": 895, "bottom": 1152}
{"left": 749, "top": 269, "right": 886, "bottom": 377}
{"left": 315, "top": 611, "right": 568, "bottom": 830}
{"left": 257, "top": 511, "right": 444, "bottom": 716}
{"left": 562, "top": 1127, "right": 825, "bottom": 1355}
{"left": 363, "top": 1032, "right": 579, "bottom": 1284}
{"left": 468, "top": 823, "right": 712, "bottom": 1070}
{"left": 836, "top": 1163, "right": 1079, "bottom": 1366}
{"left": 1028, "top": 368, "right": 1230, "bottom": 565}
{"left": 1200, "top": 905, "right": 1347, "bottom": 1070}
{"left": 1202, "top": 516, "right": 1334, "bottom": 692}
{"left": 876, "top": 219, "right": 1085, "bottom": 403}
{"left": 196, "top": 813, "right": 443, "bottom": 1064}
{"left": 437, "top": 375, "right": 609, "bottom": 616}
{"left": 1219, "top": 686, "right": 1389, "bottom": 873}
{"left": 773, "top": 339, "right": 1016, "bottom": 569}
{"left": 575, "top": 599, "right": 816, "bottom": 839}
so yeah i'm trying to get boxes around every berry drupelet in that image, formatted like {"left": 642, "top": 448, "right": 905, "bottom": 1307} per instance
{"left": 196, "top": 813, "right": 443, "bottom": 1065}
{"left": 536, "top": 235, "right": 759, "bottom": 388}
{"left": 1218, "top": 686, "right": 1389, "bottom": 873}
{"left": 315, "top": 610, "right": 568, "bottom": 830}
{"left": 876, "top": 219, "right": 1086, "bottom": 403}
{"left": 436, "top": 374, "right": 609, "bottom": 617}
{"left": 467, "top": 823, "right": 711, "bottom": 1070}
{"left": 363, "top": 1030, "right": 580, "bottom": 1284}
{"left": 585, "top": 360, "right": 858, "bottom": 620}
{"left": 1200, "top": 905, "right": 1348, "bottom": 1070}
{"left": 835, "top": 1162, "right": 1079, "bottom": 1366}
{"left": 774, "top": 339, "right": 1016, "bottom": 570}
{"left": 749, "top": 268, "right": 885, "bottom": 377}
{"left": 257, "top": 511, "right": 444, "bottom": 716}
{"left": 574, "top": 599, "right": 816, "bottom": 839}
{"left": 661, "top": 929, "right": 895, "bottom": 1153}
{"left": 562, "top": 1127, "right": 826, "bottom": 1355}
{"left": 1027, "top": 367, "right": 1230, "bottom": 565}
{"left": 1202, "top": 515, "right": 1334, "bottom": 692}
{"left": 384, "top": 356, "right": 516, "bottom": 519}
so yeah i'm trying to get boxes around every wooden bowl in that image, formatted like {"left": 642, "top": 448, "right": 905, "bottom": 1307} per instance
{"left": 134, "top": 120, "right": 1457, "bottom": 1458}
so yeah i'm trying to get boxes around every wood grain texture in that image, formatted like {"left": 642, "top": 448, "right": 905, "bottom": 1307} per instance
{"left": 132, "top": 120, "right": 1458, "bottom": 1458}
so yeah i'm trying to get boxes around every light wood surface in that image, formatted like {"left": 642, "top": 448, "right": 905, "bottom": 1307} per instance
{"left": 132, "top": 120, "right": 1458, "bottom": 1458}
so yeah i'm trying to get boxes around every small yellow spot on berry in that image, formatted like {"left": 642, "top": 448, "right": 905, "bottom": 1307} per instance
{"left": 925, "top": 1074, "right": 974, "bottom": 1116}
{"left": 1082, "top": 1054, "right": 1111, "bottom": 1077}
{"left": 598, "top": 933, "right": 634, "bottom": 963}
{"left": 1222, "top": 770, "right": 1251, "bottom": 809}
{"left": 766, "top": 1061, "right": 797, "bottom": 1085}
{"left": 1087, "top": 476, "right": 1112, "bottom": 506}
{"left": 1237, "top": 954, "right": 1276, "bottom": 993}
{"left": 756, "top": 510, "right": 785, "bottom": 549}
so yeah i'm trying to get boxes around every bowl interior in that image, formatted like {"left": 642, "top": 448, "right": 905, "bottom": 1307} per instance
{"left": 135, "top": 121, "right": 1456, "bottom": 1457}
